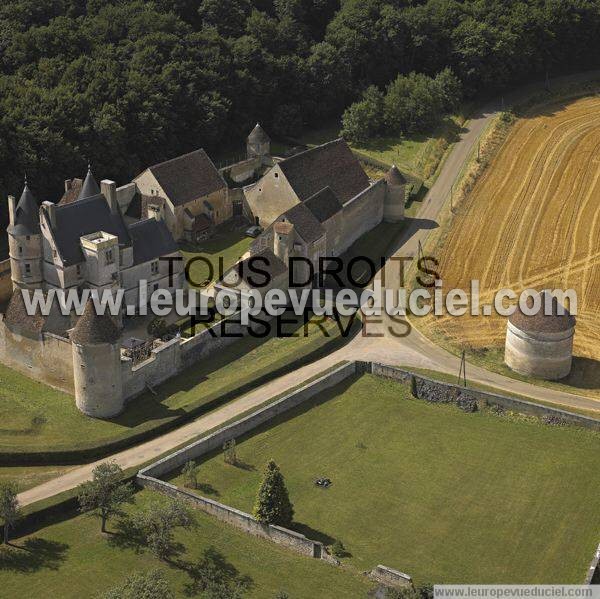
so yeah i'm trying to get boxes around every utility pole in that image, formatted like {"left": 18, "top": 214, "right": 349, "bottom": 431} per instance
{"left": 458, "top": 349, "right": 467, "bottom": 387}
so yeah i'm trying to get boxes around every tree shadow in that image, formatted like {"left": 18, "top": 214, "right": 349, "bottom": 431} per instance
{"left": 291, "top": 522, "right": 336, "bottom": 546}
{"left": 195, "top": 482, "right": 220, "bottom": 497}
{"left": 0, "top": 538, "right": 69, "bottom": 573}
{"left": 231, "top": 460, "right": 255, "bottom": 472}
{"left": 178, "top": 546, "right": 253, "bottom": 598}
{"left": 107, "top": 516, "right": 146, "bottom": 553}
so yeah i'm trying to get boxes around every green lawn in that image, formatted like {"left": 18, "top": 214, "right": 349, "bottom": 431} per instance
{"left": 297, "top": 114, "right": 466, "bottom": 182}
{"left": 0, "top": 313, "right": 360, "bottom": 454}
{"left": 0, "top": 490, "right": 373, "bottom": 599}
{"left": 0, "top": 466, "right": 74, "bottom": 492}
{"left": 168, "top": 375, "right": 600, "bottom": 584}
{"left": 180, "top": 228, "right": 252, "bottom": 288}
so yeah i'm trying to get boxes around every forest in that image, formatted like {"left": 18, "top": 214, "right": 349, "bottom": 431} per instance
{"left": 1, "top": 0, "right": 600, "bottom": 206}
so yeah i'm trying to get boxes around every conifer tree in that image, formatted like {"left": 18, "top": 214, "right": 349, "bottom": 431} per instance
{"left": 253, "top": 460, "right": 294, "bottom": 527}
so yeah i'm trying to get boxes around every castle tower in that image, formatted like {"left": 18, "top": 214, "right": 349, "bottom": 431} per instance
{"left": 7, "top": 180, "right": 43, "bottom": 290}
{"left": 71, "top": 298, "right": 124, "bottom": 418}
{"left": 78, "top": 166, "right": 101, "bottom": 200}
{"left": 383, "top": 165, "right": 406, "bottom": 223}
{"left": 247, "top": 123, "right": 271, "bottom": 159}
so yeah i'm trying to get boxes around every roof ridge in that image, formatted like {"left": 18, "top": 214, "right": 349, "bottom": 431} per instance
{"left": 148, "top": 148, "right": 208, "bottom": 172}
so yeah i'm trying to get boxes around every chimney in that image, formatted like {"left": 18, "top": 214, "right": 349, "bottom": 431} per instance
{"left": 64, "top": 179, "right": 72, "bottom": 192}
{"left": 42, "top": 201, "right": 57, "bottom": 228}
{"left": 101, "top": 180, "right": 118, "bottom": 214}
{"left": 8, "top": 195, "right": 16, "bottom": 225}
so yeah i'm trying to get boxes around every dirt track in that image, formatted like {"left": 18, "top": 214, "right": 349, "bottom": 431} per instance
{"left": 423, "top": 96, "right": 600, "bottom": 361}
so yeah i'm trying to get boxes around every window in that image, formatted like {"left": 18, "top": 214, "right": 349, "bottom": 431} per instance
{"left": 274, "top": 172, "right": 279, "bottom": 178}
{"left": 76, "top": 264, "right": 81, "bottom": 277}
{"left": 18, "top": 246, "right": 22, "bottom": 255}
{"left": 26, "top": 235, "right": 30, "bottom": 241}
{"left": 105, "top": 249, "right": 114, "bottom": 264}
{"left": 151, "top": 260, "right": 159, "bottom": 275}
{"left": 25, "top": 264, "right": 31, "bottom": 275}
{"left": 153, "top": 283, "right": 159, "bottom": 292}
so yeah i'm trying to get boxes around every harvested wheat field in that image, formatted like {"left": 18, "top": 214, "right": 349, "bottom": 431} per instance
{"left": 421, "top": 96, "right": 600, "bottom": 393}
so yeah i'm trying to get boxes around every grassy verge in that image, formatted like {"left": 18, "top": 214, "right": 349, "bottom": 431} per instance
{"left": 166, "top": 374, "right": 600, "bottom": 584}
{"left": 0, "top": 490, "right": 374, "bottom": 599}
{"left": 0, "top": 313, "right": 360, "bottom": 458}
{"left": 403, "top": 363, "right": 600, "bottom": 419}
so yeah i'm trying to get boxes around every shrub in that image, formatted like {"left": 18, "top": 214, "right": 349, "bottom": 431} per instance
{"left": 331, "top": 539, "right": 346, "bottom": 557}
{"left": 341, "top": 86, "right": 384, "bottom": 143}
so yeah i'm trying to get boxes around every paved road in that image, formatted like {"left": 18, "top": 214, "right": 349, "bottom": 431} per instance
{"left": 18, "top": 86, "right": 600, "bottom": 507}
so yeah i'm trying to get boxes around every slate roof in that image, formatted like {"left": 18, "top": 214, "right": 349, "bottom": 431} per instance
{"left": 7, "top": 184, "right": 40, "bottom": 236}
{"left": 47, "top": 195, "right": 132, "bottom": 265}
{"left": 78, "top": 168, "right": 101, "bottom": 201}
{"left": 147, "top": 149, "right": 225, "bottom": 207}
{"left": 128, "top": 218, "right": 179, "bottom": 265}
{"left": 386, "top": 164, "right": 407, "bottom": 186}
{"left": 303, "top": 187, "right": 342, "bottom": 223}
{"left": 509, "top": 291, "right": 576, "bottom": 334}
{"left": 70, "top": 298, "right": 121, "bottom": 345}
{"left": 277, "top": 139, "right": 369, "bottom": 204}
{"left": 248, "top": 123, "right": 270, "bottom": 143}
{"left": 125, "top": 191, "right": 143, "bottom": 219}
{"left": 233, "top": 248, "right": 287, "bottom": 286}
{"left": 4, "top": 289, "right": 46, "bottom": 337}
{"left": 281, "top": 203, "right": 324, "bottom": 243}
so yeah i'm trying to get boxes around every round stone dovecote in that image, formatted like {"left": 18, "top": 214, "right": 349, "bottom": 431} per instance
{"left": 504, "top": 291, "right": 576, "bottom": 380}
{"left": 71, "top": 299, "right": 123, "bottom": 418}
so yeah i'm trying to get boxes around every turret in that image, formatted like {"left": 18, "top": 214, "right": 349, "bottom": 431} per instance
{"left": 383, "top": 165, "right": 406, "bottom": 223}
{"left": 77, "top": 166, "right": 101, "bottom": 201}
{"left": 71, "top": 298, "right": 123, "bottom": 418}
{"left": 273, "top": 220, "right": 294, "bottom": 265}
{"left": 247, "top": 123, "right": 271, "bottom": 160}
{"left": 7, "top": 180, "right": 43, "bottom": 290}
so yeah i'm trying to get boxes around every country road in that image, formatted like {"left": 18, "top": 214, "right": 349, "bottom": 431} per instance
{"left": 18, "top": 79, "right": 600, "bottom": 508}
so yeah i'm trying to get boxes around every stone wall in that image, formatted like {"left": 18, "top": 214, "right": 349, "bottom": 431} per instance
{"left": 0, "top": 321, "right": 74, "bottom": 394}
{"left": 137, "top": 361, "right": 356, "bottom": 560}
{"left": 137, "top": 475, "right": 324, "bottom": 559}
{"left": 220, "top": 156, "right": 261, "bottom": 184}
{"left": 370, "top": 362, "right": 600, "bottom": 431}
{"left": 140, "top": 361, "right": 356, "bottom": 479}
{"left": 0, "top": 259, "right": 12, "bottom": 307}
{"left": 586, "top": 542, "right": 600, "bottom": 584}
{"left": 368, "top": 565, "right": 413, "bottom": 588}
{"left": 338, "top": 180, "right": 386, "bottom": 255}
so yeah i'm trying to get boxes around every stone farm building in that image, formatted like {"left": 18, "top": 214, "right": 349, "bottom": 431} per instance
{"left": 0, "top": 123, "right": 408, "bottom": 419}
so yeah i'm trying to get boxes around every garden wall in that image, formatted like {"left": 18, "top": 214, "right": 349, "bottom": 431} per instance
{"left": 137, "top": 361, "right": 356, "bottom": 560}
{"left": 369, "top": 362, "right": 600, "bottom": 431}
{"left": 138, "top": 476, "right": 326, "bottom": 559}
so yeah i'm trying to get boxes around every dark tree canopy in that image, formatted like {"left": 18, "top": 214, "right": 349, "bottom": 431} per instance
{"left": 0, "top": 0, "right": 599, "bottom": 208}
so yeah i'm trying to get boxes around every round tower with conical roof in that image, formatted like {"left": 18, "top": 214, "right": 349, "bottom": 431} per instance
{"left": 383, "top": 165, "right": 406, "bottom": 223}
{"left": 247, "top": 123, "right": 271, "bottom": 160}
{"left": 71, "top": 298, "right": 124, "bottom": 418}
{"left": 7, "top": 180, "right": 43, "bottom": 290}
{"left": 78, "top": 165, "right": 101, "bottom": 201}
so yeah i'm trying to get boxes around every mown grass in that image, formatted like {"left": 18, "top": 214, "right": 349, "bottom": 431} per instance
{"left": 168, "top": 374, "right": 600, "bottom": 584}
{"left": 180, "top": 228, "right": 252, "bottom": 288}
{"left": 0, "top": 313, "right": 360, "bottom": 454}
{"left": 0, "top": 490, "right": 373, "bottom": 599}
